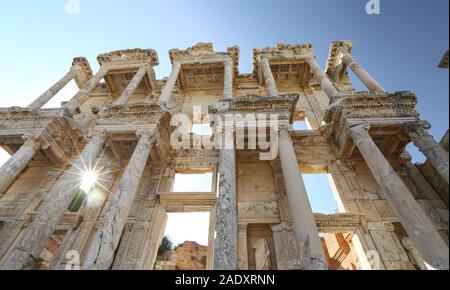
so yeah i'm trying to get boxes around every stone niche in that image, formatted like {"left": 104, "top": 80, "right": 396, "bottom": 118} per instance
{"left": 247, "top": 224, "right": 277, "bottom": 270}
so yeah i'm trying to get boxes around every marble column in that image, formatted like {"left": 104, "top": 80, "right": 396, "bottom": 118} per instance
{"left": 83, "top": 130, "right": 155, "bottom": 270}
{"left": 260, "top": 57, "right": 279, "bottom": 97}
{"left": 348, "top": 123, "right": 449, "bottom": 270}
{"left": 223, "top": 59, "right": 234, "bottom": 101}
{"left": 0, "top": 134, "right": 48, "bottom": 193}
{"left": 278, "top": 127, "right": 328, "bottom": 270}
{"left": 213, "top": 148, "right": 238, "bottom": 270}
{"left": 28, "top": 66, "right": 79, "bottom": 109}
{"left": 306, "top": 57, "right": 338, "bottom": 98}
{"left": 0, "top": 131, "right": 108, "bottom": 270}
{"left": 237, "top": 222, "right": 249, "bottom": 270}
{"left": 406, "top": 122, "right": 449, "bottom": 184}
{"left": 158, "top": 62, "right": 181, "bottom": 105}
{"left": 341, "top": 51, "right": 385, "bottom": 92}
{"left": 64, "top": 67, "right": 108, "bottom": 116}
{"left": 114, "top": 65, "right": 149, "bottom": 105}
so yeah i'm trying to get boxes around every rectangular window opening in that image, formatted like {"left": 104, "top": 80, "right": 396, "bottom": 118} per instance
{"left": 172, "top": 172, "right": 214, "bottom": 193}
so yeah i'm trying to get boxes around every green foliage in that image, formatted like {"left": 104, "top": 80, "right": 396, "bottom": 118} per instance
{"left": 158, "top": 236, "right": 174, "bottom": 256}
{"left": 68, "top": 190, "right": 86, "bottom": 212}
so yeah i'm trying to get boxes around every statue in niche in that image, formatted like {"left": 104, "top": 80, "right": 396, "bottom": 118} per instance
{"left": 254, "top": 239, "right": 271, "bottom": 270}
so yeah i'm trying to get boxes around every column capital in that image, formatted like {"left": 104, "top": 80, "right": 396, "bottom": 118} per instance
{"left": 224, "top": 58, "right": 233, "bottom": 66}
{"left": 22, "top": 134, "right": 49, "bottom": 151}
{"left": 347, "top": 123, "right": 371, "bottom": 140}
{"left": 172, "top": 61, "right": 182, "bottom": 70}
{"left": 405, "top": 121, "right": 432, "bottom": 139}
{"left": 87, "top": 129, "right": 108, "bottom": 140}
{"left": 279, "top": 125, "right": 292, "bottom": 142}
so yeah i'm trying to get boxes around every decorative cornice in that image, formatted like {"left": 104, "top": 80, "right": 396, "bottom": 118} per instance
{"left": 324, "top": 91, "right": 419, "bottom": 126}
{"left": 0, "top": 107, "right": 62, "bottom": 121}
{"left": 169, "top": 42, "right": 217, "bottom": 63}
{"left": 252, "top": 43, "right": 313, "bottom": 75}
{"left": 97, "top": 102, "right": 169, "bottom": 120}
{"left": 97, "top": 48, "right": 159, "bottom": 66}
{"left": 72, "top": 57, "right": 93, "bottom": 78}
{"left": 209, "top": 94, "right": 299, "bottom": 117}
{"left": 325, "top": 40, "right": 353, "bottom": 79}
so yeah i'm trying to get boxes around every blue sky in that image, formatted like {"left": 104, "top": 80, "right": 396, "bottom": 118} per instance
{"left": 0, "top": 0, "right": 448, "bottom": 245}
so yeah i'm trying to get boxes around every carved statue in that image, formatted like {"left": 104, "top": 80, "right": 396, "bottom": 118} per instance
{"left": 254, "top": 239, "right": 271, "bottom": 270}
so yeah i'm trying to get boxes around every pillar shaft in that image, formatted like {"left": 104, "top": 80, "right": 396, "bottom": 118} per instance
{"left": 223, "top": 59, "right": 233, "bottom": 100}
{"left": 0, "top": 132, "right": 107, "bottom": 270}
{"left": 213, "top": 148, "right": 237, "bottom": 270}
{"left": 260, "top": 57, "right": 279, "bottom": 97}
{"left": 278, "top": 128, "right": 328, "bottom": 270}
{"left": 307, "top": 57, "right": 338, "bottom": 98}
{"left": 406, "top": 123, "right": 449, "bottom": 184}
{"left": 0, "top": 135, "right": 47, "bottom": 193}
{"left": 65, "top": 68, "right": 108, "bottom": 115}
{"left": 348, "top": 124, "right": 449, "bottom": 270}
{"left": 158, "top": 62, "right": 181, "bottom": 104}
{"left": 28, "top": 68, "right": 77, "bottom": 109}
{"left": 83, "top": 130, "right": 155, "bottom": 270}
{"left": 341, "top": 52, "right": 385, "bottom": 92}
{"left": 114, "top": 65, "right": 149, "bottom": 105}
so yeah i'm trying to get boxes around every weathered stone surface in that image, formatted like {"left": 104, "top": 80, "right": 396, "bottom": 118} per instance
{"left": 0, "top": 42, "right": 447, "bottom": 271}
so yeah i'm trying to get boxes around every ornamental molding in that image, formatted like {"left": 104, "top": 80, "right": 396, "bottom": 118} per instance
{"left": 97, "top": 48, "right": 159, "bottom": 66}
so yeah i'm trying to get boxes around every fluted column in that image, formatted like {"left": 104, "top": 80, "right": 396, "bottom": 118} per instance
{"left": 306, "top": 57, "right": 338, "bottom": 98}
{"left": 278, "top": 127, "right": 327, "bottom": 270}
{"left": 406, "top": 122, "right": 449, "bottom": 184}
{"left": 213, "top": 148, "right": 237, "bottom": 270}
{"left": 158, "top": 62, "right": 181, "bottom": 105}
{"left": 260, "top": 57, "right": 278, "bottom": 97}
{"left": 64, "top": 67, "right": 108, "bottom": 116}
{"left": 341, "top": 51, "right": 385, "bottom": 92}
{"left": 348, "top": 123, "right": 449, "bottom": 270}
{"left": 28, "top": 66, "right": 79, "bottom": 109}
{"left": 83, "top": 130, "right": 155, "bottom": 270}
{"left": 114, "top": 65, "right": 149, "bottom": 105}
{"left": 0, "top": 134, "right": 48, "bottom": 193}
{"left": 0, "top": 131, "right": 108, "bottom": 270}
{"left": 223, "top": 59, "right": 234, "bottom": 100}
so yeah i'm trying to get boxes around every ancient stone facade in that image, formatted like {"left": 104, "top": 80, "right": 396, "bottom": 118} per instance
{"left": 0, "top": 41, "right": 448, "bottom": 270}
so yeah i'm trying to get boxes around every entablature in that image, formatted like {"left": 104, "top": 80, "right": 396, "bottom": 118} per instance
{"left": 323, "top": 91, "right": 419, "bottom": 158}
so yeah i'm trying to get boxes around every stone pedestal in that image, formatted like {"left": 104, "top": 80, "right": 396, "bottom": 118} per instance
{"left": 278, "top": 127, "right": 328, "bottom": 270}
{"left": 159, "top": 62, "right": 181, "bottom": 105}
{"left": 341, "top": 52, "right": 385, "bottom": 92}
{"left": 223, "top": 59, "right": 234, "bottom": 100}
{"left": 0, "top": 131, "right": 108, "bottom": 270}
{"left": 65, "top": 68, "right": 108, "bottom": 115}
{"left": 114, "top": 65, "right": 149, "bottom": 105}
{"left": 213, "top": 149, "right": 238, "bottom": 270}
{"left": 260, "top": 57, "right": 278, "bottom": 97}
{"left": 348, "top": 123, "right": 449, "bottom": 270}
{"left": 0, "top": 134, "right": 48, "bottom": 193}
{"left": 406, "top": 122, "right": 449, "bottom": 184}
{"left": 28, "top": 67, "right": 78, "bottom": 109}
{"left": 306, "top": 57, "right": 338, "bottom": 98}
{"left": 83, "top": 130, "right": 155, "bottom": 270}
